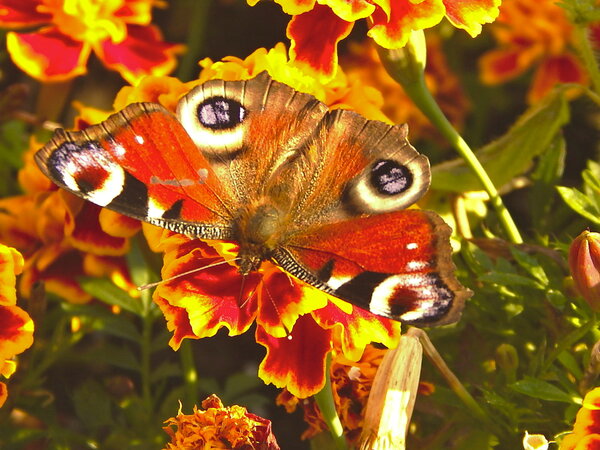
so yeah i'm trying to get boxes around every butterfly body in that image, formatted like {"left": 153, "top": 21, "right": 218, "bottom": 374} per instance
{"left": 36, "top": 72, "right": 471, "bottom": 325}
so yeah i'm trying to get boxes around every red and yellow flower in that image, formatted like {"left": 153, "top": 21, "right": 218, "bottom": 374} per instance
{"left": 0, "top": 0, "right": 182, "bottom": 83}
{"left": 111, "top": 45, "right": 402, "bottom": 398}
{"left": 163, "top": 395, "right": 280, "bottom": 449}
{"left": 559, "top": 387, "right": 600, "bottom": 450}
{"left": 0, "top": 244, "right": 34, "bottom": 408}
{"left": 479, "top": 0, "right": 593, "bottom": 103}
{"left": 248, "top": 0, "right": 501, "bottom": 79}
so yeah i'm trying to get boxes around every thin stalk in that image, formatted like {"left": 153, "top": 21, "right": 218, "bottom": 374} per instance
{"left": 313, "top": 353, "right": 348, "bottom": 450}
{"left": 176, "top": 0, "right": 211, "bottom": 81}
{"left": 179, "top": 340, "right": 199, "bottom": 407}
{"left": 401, "top": 75, "right": 523, "bottom": 244}
{"left": 140, "top": 311, "right": 154, "bottom": 411}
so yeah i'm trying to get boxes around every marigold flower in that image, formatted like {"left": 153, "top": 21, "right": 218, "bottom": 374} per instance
{"left": 0, "top": 0, "right": 182, "bottom": 83}
{"left": 569, "top": 230, "right": 600, "bottom": 312}
{"left": 479, "top": 0, "right": 593, "bottom": 103}
{"left": 248, "top": 0, "right": 501, "bottom": 79}
{"left": 163, "top": 395, "right": 280, "bottom": 450}
{"left": 559, "top": 387, "right": 600, "bottom": 450}
{"left": 114, "top": 46, "right": 403, "bottom": 398}
{"left": 0, "top": 244, "right": 34, "bottom": 408}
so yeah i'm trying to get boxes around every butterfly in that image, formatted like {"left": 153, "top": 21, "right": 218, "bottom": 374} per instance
{"left": 35, "top": 72, "right": 471, "bottom": 326}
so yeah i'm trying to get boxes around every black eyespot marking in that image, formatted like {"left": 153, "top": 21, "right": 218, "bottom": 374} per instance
{"left": 197, "top": 96, "right": 246, "bottom": 130}
{"left": 48, "top": 141, "right": 103, "bottom": 189}
{"left": 370, "top": 160, "right": 413, "bottom": 196}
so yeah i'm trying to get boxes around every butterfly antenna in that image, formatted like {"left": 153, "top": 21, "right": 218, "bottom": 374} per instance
{"left": 137, "top": 257, "right": 240, "bottom": 291}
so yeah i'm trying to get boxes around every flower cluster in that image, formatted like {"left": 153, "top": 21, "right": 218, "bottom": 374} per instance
{"left": 248, "top": 0, "right": 501, "bottom": 79}
{"left": 0, "top": 244, "right": 34, "bottom": 408}
{"left": 0, "top": 0, "right": 182, "bottom": 83}
{"left": 163, "top": 395, "right": 279, "bottom": 449}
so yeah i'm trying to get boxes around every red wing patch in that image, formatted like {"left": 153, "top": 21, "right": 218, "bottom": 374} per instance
{"left": 35, "top": 103, "right": 233, "bottom": 238}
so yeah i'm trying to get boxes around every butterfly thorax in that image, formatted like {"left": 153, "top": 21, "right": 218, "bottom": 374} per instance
{"left": 234, "top": 201, "right": 289, "bottom": 274}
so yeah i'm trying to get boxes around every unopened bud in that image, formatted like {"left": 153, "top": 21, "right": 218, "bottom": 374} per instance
{"left": 569, "top": 231, "right": 600, "bottom": 311}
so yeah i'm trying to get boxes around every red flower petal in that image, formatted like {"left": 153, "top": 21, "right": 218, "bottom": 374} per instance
{"left": 0, "top": 0, "right": 50, "bottom": 27}
{"left": 443, "top": 0, "right": 501, "bottom": 37}
{"left": 0, "top": 304, "right": 34, "bottom": 362}
{"left": 287, "top": 4, "right": 353, "bottom": 79}
{"left": 368, "top": 0, "right": 445, "bottom": 49}
{"left": 479, "top": 47, "right": 537, "bottom": 84}
{"left": 62, "top": 196, "right": 130, "bottom": 256}
{"left": 96, "top": 24, "right": 182, "bottom": 85}
{"left": 0, "top": 382, "right": 7, "bottom": 408}
{"left": 6, "top": 27, "right": 89, "bottom": 81}
{"left": 529, "top": 54, "right": 588, "bottom": 103}
{"left": 155, "top": 240, "right": 260, "bottom": 341}
{"left": 154, "top": 296, "right": 197, "bottom": 350}
{"left": 257, "top": 266, "right": 328, "bottom": 338}
{"left": 257, "top": 314, "right": 332, "bottom": 398}
{"left": 312, "top": 301, "right": 401, "bottom": 361}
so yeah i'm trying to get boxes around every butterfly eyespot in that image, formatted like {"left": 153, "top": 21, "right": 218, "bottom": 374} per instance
{"left": 343, "top": 155, "right": 430, "bottom": 215}
{"left": 370, "top": 159, "right": 413, "bottom": 195}
{"left": 197, "top": 96, "right": 246, "bottom": 130}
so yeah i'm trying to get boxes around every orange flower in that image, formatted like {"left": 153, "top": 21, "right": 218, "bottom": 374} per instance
{"left": 479, "top": 0, "right": 591, "bottom": 103}
{"left": 0, "top": 0, "right": 182, "bottom": 83}
{"left": 0, "top": 244, "right": 34, "bottom": 408}
{"left": 163, "top": 395, "right": 280, "bottom": 450}
{"left": 248, "top": 0, "right": 501, "bottom": 79}
{"left": 104, "top": 45, "right": 403, "bottom": 398}
{"left": 559, "top": 388, "right": 600, "bottom": 450}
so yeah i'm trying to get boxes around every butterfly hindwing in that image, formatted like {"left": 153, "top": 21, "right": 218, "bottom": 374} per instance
{"left": 274, "top": 210, "right": 469, "bottom": 325}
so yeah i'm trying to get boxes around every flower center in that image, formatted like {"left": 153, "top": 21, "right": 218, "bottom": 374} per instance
{"left": 40, "top": 0, "right": 128, "bottom": 45}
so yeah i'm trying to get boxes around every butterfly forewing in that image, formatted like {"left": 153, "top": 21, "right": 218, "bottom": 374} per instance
{"left": 35, "top": 103, "right": 234, "bottom": 238}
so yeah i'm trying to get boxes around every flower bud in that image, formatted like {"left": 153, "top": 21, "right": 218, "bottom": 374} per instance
{"left": 569, "top": 231, "right": 600, "bottom": 311}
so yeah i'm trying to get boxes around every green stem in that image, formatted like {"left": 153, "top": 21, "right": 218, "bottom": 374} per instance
{"left": 313, "top": 353, "right": 348, "bottom": 450}
{"left": 176, "top": 0, "right": 211, "bottom": 81}
{"left": 179, "top": 340, "right": 199, "bottom": 408}
{"left": 573, "top": 24, "right": 600, "bottom": 96}
{"left": 377, "top": 34, "right": 523, "bottom": 244}
{"left": 406, "top": 77, "right": 522, "bottom": 244}
{"left": 540, "top": 313, "right": 597, "bottom": 374}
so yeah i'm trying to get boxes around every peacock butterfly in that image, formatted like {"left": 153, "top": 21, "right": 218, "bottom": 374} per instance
{"left": 35, "top": 72, "right": 471, "bottom": 325}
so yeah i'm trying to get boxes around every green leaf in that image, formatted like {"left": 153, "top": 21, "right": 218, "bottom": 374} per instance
{"left": 510, "top": 247, "right": 549, "bottom": 286}
{"left": 432, "top": 88, "right": 570, "bottom": 192}
{"left": 79, "top": 278, "right": 143, "bottom": 315}
{"left": 556, "top": 186, "right": 600, "bottom": 224}
{"left": 530, "top": 135, "right": 566, "bottom": 225}
{"left": 479, "top": 272, "right": 545, "bottom": 290}
{"left": 510, "top": 377, "right": 574, "bottom": 403}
